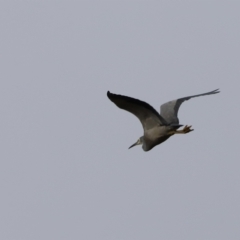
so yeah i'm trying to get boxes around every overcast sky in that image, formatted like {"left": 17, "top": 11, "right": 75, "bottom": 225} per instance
{"left": 0, "top": 1, "right": 240, "bottom": 240}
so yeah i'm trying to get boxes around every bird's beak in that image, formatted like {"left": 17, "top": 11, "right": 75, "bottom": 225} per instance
{"left": 128, "top": 140, "right": 139, "bottom": 149}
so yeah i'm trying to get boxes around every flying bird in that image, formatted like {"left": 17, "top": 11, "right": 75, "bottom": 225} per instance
{"left": 107, "top": 89, "right": 220, "bottom": 151}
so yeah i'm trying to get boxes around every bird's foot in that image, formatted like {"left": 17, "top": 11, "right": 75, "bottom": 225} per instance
{"left": 182, "top": 125, "right": 194, "bottom": 133}
{"left": 169, "top": 125, "right": 194, "bottom": 135}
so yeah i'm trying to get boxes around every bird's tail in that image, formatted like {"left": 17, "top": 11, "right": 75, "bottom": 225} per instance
{"left": 169, "top": 123, "right": 183, "bottom": 129}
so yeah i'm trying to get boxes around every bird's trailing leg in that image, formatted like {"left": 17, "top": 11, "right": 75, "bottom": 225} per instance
{"left": 174, "top": 125, "right": 194, "bottom": 134}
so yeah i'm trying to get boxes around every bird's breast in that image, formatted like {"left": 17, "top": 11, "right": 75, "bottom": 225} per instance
{"left": 144, "top": 126, "right": 169, "bottom": 140}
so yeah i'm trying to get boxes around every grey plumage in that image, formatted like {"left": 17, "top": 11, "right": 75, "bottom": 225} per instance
{"left": 160, "top": 89, "right": 219, "bottom": 124}
{"left": 107, "top": 89, "right": 219, "bottom": 151}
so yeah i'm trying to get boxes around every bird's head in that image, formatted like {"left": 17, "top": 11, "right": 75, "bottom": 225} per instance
{"left": 128, "top": 137, "right": 143, "bottom": 149}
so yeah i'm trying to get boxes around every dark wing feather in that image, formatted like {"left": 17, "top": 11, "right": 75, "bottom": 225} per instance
{"left": 107, "top": 91, "right": 167, "bottom": 130}
{"left": 160, "top": 89, "right": 220, "bottom": 124}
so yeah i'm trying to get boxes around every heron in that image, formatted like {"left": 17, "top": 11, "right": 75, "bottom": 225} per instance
{"left": 107, "top": 89, "right": 220, "bottom": 151}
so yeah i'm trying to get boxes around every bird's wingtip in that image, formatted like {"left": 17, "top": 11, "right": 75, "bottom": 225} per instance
{"left": 209, "top": 88, "right": 220, "bottom": 94}
{"left": 107, "top": 91, "right": 113, "bottom": 99}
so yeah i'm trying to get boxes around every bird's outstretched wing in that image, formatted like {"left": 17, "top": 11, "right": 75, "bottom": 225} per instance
{"left": 107, "top": 91, "right": 167, "bottom": 130}
{"left": 160, "top": 89, "right": 220, "bottom": 124}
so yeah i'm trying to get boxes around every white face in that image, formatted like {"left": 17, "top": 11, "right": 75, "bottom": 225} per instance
{"left": 128, "top": 138, "right": 142, "bottom": 149}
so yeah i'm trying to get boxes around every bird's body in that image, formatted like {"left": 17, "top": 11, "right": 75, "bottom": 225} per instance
{"left": 107, "top": 89, "right": 219, "bottom": 151}
{"left": 142, "top": 125, "right": 172, "bottom": 151}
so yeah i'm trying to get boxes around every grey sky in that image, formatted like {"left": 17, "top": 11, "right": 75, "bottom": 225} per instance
{"left": 0, "top": 1, "right": 239, "bottom": 240}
